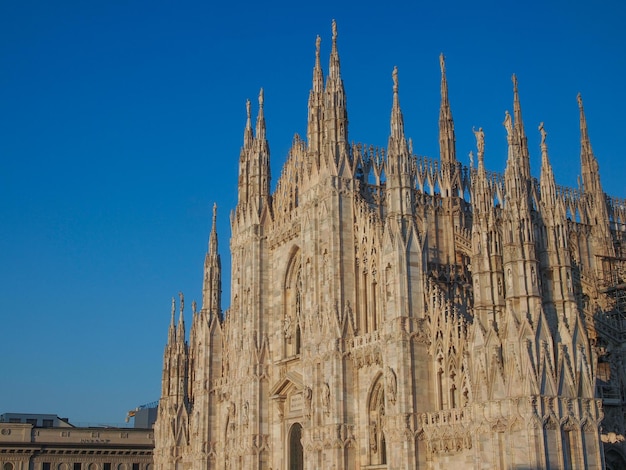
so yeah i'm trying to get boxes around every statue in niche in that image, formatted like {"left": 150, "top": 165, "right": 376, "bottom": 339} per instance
{"left": 283, "top": 316, "right": 292, "bottom": 342}
{"left": 322, "top": 382, "right": 331, "bottom": 415}
{"left": 303, "top": 386, "right": 312, "bottom": 418}
{"left": 386, "top": 366, "right": 397, "bottom": 405}
{"left": 369, "top": 420, "right": 378, "bottom": 452}
{"left": 242, "top": 401, "right": 249, "bottom": 426}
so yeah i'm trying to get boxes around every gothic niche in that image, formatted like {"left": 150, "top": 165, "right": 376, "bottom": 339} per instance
{"left": 369, "top": 375, "right": 387, "bottom": 465}
{"left": 284, "top": 250, "right": 302, "bottom": 357}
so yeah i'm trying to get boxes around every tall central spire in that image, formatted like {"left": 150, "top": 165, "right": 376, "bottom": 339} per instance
{"left": 323, "top": 20, "right": 349, "bottom": 165}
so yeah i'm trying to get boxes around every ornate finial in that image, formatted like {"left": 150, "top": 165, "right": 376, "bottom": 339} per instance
{"left": 246, "top": 99, "right": 251, "bottom": 120}
{"left": 469, "top": 150, "right": 474, "bottom": 168}
{"left": 512, "top": 74, "right": 518, "bottom": 91}
{"left": 315, "top": 35, "right": 321, "bottom": 57}
{"left": 332, "top": 19, "right": 337, "bottom": 43}
{"left": 192, "top": 300, "right": 197, "bottom": 315}
{"left": 179, "top": 291, "right": 185, "bottom": 314}
{"left": 212, "top": 202, "right": 217, "bottom": 225}
{"left": 408, "top": 138, "right": 413, "bottom": 155}
{"left": 577, "top": 92, "right": 583, "bottom": 109}
{"left": 392, "top": 66, "right": 399, "bottom": 94}
{"left": 439, "top": 53, "right": 446, "bottom": 74}
{"left": 258, "top": 88, "right": 264, "bottom": 108}
{"left": 539, "top": 122, "right": 547, "bottom": 147}
{"left": 171, "top": 297, "right": 176, "bottom": 318}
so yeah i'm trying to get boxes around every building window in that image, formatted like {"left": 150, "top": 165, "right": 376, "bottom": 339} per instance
{"left": 132, "top": 465, "right": 140, "bottom": 470}
{"left": 42, "top": 419, "right": 53, "bottom": 428}
{"left": 4, "top": 463, "right": 14, "bottom": 470}
{"left": 42, "top": 464, "right": 51, "bottom": 470}
{"left": 73, "top": 464, "right": 82, "bottom": 470}
{"left": 103, "top": 464, "right": 111, "bottom": 470}
{"left": 8, "top": 418, "right": 20, "bottom": 423}
{"left": 26, "top": 419, "right": 37, "bottom": 426}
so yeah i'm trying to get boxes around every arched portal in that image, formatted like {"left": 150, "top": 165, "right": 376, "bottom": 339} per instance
{"left": 289, "top": 422, "right": 304, "bottom": 470}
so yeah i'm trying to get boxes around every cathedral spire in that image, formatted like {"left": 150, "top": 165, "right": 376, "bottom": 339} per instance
{"left": 168, "top": 296, "right": 176, "bottom": 345}
{"left": 512, "top": 74, "right": 530, "bottom": 179}
{"left": 177, "top": 292, "right": 186, "bottom": 343}
{"left": 244, "top": 99, "right": 253, "bottom": 150}
{"left": 539, "top": 122, "right": 557, "bottom": 206}
{"left": 323, "top": 20, "right": 349, "bottom": 165}
{"left": 256, "top": 88, "right": 266, "bottom": 141}
{"left": 578, "top": 93, "right": 601, "bottom": 194}
{"left": 386, "top": 67, "right": 412, "bottom": 217}
{"left": 203, "top": 203, "right": 222, "bottom": 316}
{"left": 390, "top": 66, "right": 406, "bottom": 144}
{"left": 438, "top": 53, "right": 456, "bottom": 165}
{"left": 307, "top": 35, "right": 324, "bottom": 156}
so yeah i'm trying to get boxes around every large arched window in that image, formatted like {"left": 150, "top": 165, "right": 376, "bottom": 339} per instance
{"left": 284, "top": 249, "right": 302, "bottom": 357}
{"left": 289, "top": 422, "right": 304, "bottom": 470}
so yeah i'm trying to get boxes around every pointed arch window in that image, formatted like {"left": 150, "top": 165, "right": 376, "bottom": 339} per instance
{"left": 284, "top": 250, "right": 302, "bottom": 358}
{"left": 369, "top": 375, "right": 387, "bottom": 465}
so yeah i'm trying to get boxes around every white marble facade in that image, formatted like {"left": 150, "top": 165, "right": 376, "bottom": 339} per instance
{"left": 154, "top": 21, "right": 626, "bottom": 470}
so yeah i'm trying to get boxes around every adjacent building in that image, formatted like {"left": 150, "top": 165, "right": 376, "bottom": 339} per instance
{"left": 0, "top": 413, "right": 154, "bottom": 470}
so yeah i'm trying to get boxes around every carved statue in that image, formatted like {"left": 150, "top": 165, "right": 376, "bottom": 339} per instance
{"left": 503, "top": 111, "right": 513, "bottom": 138}
{"left": 472, "top": 126, "right": 485, "bottom": 156}
{"left": 386, "top": 367, "right": 397, "bottom": 405}
{"left": 539, "top": 121, "right": 547, "bottom": 147}
{"left": 304, "top": 386, "right": 312, "bottom": 418}
{"left": 322, "top": 382, "right": 331, "bottom": 415}
{"left": 242, "top": 401, "right": 249, "bottom": 426}
{"left": 179, "top": 291, "right": 184, "bottom": 314}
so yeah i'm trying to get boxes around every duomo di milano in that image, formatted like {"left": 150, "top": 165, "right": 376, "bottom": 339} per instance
{"left": 153, "top": 21, "right": 626, "bottom": 469}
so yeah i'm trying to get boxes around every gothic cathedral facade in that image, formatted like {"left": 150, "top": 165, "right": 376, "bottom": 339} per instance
{"left": 154, "top": 22, "right": 626, "bottom": 469}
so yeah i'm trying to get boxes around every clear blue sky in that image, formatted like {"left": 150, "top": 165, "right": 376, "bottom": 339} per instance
{"left": 1, "top": 1, "right": 624, "bottom": 426}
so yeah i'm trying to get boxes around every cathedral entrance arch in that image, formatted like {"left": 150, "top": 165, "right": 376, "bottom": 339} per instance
{"left": 288, "top": 422, "right": 304, "bottom": 470}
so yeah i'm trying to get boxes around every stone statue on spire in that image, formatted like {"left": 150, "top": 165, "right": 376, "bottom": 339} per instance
{"left": 439, "top": 53, "right": 446, "bottom": 74}
{"left": 539, "top": 122, "right": 547, "bottom": 148}
{"left": 473, "top": 126, "right": 485, "bottom": 157}
{"left": 503, "top": 111, "right": 513, "bottom": 138}
{"left": 392, "top": 66, "right": 399, "bottom": 93}
{"left": 179, "top": 291, "right": 184, "bottom": 314}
